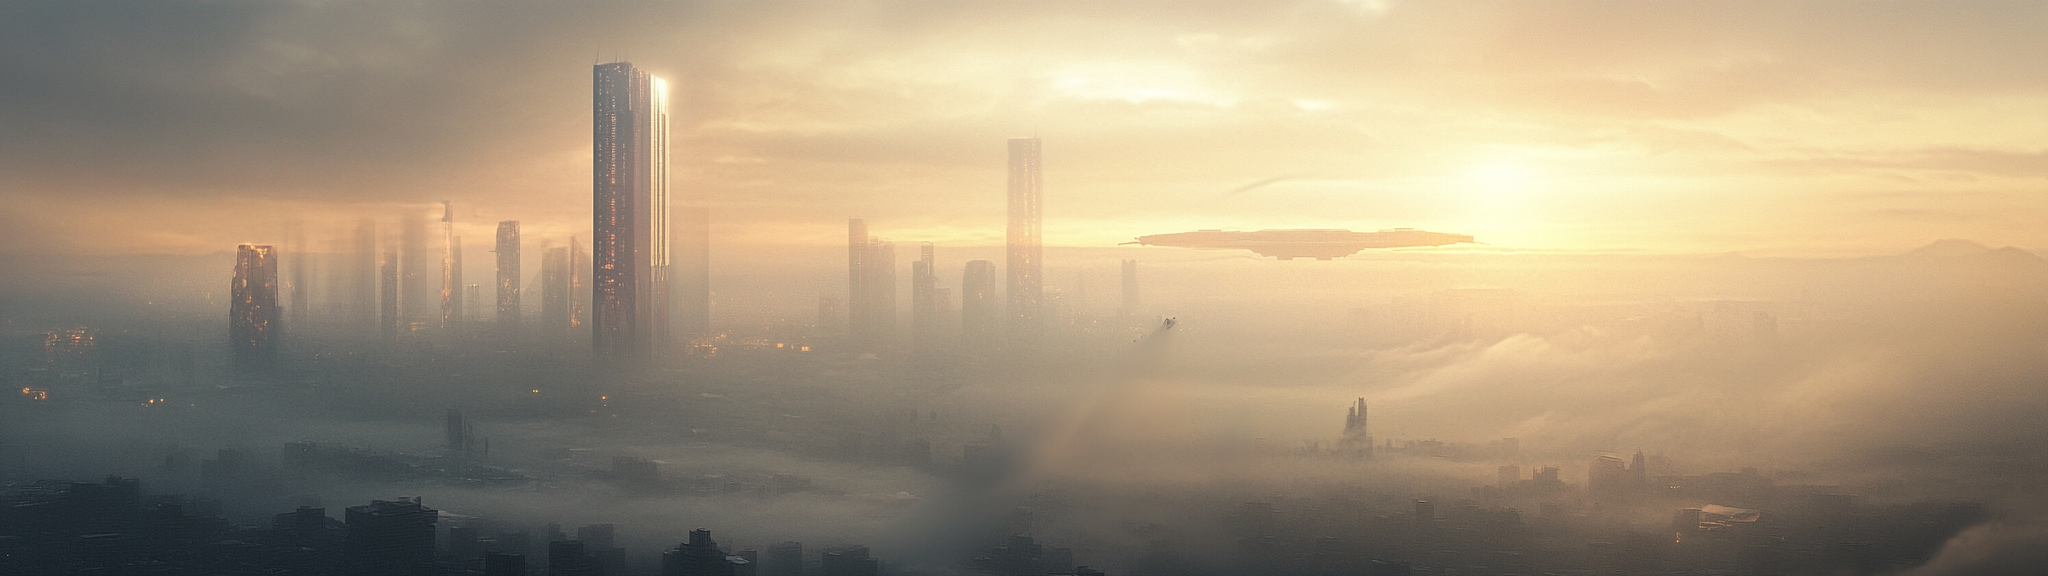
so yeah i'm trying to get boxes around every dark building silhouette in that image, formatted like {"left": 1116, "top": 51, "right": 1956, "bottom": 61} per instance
{"left": 847, "top": 219, "right": 896, "bottom": 351}
{"left": 578, "top": 523, "right": 625, "bottom": 574}
{"left": 549, "top": 539, "right": 601, "bottom": 576}
{"left": 486, "top": 553, "right": 527, "bottom": 576}
{"left": 497, "top": 220, "right": 521, "bottom": 326}
{"left": 380, "top": 249, "right": 400, "bottom": 340}
{"left": 230, "top": 244, "right": 281, "bottom": 373}
{"left": 677, "top": 206, "right": 711, "bottom": 337}
{"left": 962, "top": 260, "right": 997, "bottom": 344}
{"left": 445, "top": 409, "right": 479, "bottom": 457}
{"left": 910, "top": 243, "right": 938, "bottom": 344}
{"left": 1628, "top": 450, "right": 1649, "bottom": 494}
{"left": 1342, "top": 397, "right": 1373, "bottom": 454}
{"left": 764, "top": 541, "right": 803, "bottom": 576}
{"left": 1119, "top": 258, "right": 1138, "bottom": 316}
{"left": 593, "top": 61, "right": 670, "bottom": 369}
{"left": 821, "top": 544, "right": 879, "bottom": 576}
{"left": 1589, "top": 453, "right": 1628, "bottom": 504}
{"left": 1005, "top": 137, "right": 1043, "bottom": 343}
{"left": 662, "top": 528, "right": 739, "bottom": 576}
{"left": 971, "top": 533, "right": 1072, "bottom": 576}
{"left": 341, "top": 498, "right": 437, "bottom": 576}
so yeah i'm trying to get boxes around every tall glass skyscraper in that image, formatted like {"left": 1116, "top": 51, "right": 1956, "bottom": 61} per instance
{"left": 230, "top": 244, "right": 281, "bottom": 374}
{"left": 495, "top": 220, "right": 521, "bottom": 326}
{"left": 1006, "top": 137, "right": 1043, "bottom": 343}
{"left": 593, "top": 61, "right": 670, "bottom": 369}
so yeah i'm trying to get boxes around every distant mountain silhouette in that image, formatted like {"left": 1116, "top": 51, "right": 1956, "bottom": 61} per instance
{"left": 1907, "top": 238, "right": 1996, "bottom": 257}
{"left": 1900, "top": 239, "right": 2046, "bottom": 263}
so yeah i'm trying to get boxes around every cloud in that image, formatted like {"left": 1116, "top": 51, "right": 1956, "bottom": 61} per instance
{"left": 4, "top": 1, "right": 2046, "bottom": 255}
{"left": 1903, "top": 520, "right": 2048, "bottom": 576}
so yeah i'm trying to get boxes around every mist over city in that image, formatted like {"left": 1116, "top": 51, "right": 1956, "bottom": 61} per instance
{"left": 4, "top": 2, "right": 2047, "bottom": 576}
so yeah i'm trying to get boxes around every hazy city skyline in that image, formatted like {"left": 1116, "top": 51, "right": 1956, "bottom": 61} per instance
{"left": 3, "top": 3, "right": 2046, "bottom": 576}
{"left": 4, "top": 2, "right": 2046, "bottom": 259}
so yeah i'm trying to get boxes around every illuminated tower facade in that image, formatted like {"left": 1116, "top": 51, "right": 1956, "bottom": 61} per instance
{"left": 593, "top": 61, "right": 670, "bottom": 368}
{"left": 230, "top": 244, "right": 281, "bottom": 373}
{"left": 570, "top": 237, "right": 590, "bottom": 332}
{"left": 496, "top": 221, "right": 521, "bottom": 325}
{"left": 1006, "top": 137, "right": 1043, "bottom": 342}
{"left": 441, "top": 201, "right": 463, "bottom": 331}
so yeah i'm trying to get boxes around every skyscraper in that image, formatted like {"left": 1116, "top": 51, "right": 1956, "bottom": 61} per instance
{"left": 1588, "top": 454, "right": 1627, "bottom": 504}
{"left": 846, "top": 219, "right": 897, "bottom": 351}
{"left": 496, "top": 221, "right": 520, "bottom": 326}
{"left": 911, "top": 243, "right": 937, "bottom": 344}
{"left": 593, "top": 61, "right": 670, "bottom": 368}
{"left": 570, "top": 237, "right": 590, "bottom": 332}
{"left": 1120, "top": 259, "right": 1139, "bottom": 316}
{"left": 542, "top": 245, "right": 570, "bottom": 336}
{"left": 230, "top": 244, "right": 281, "bottom": 374}
{"left": 1006, "top": 137, "right": 1043, "bottom": 342}
{"left": 342, "top": 498, "right": 438, "bottom": 576}
{"left": 962, "top": 260, "right": 997, "bottom": 344}
{"left": 441, "top": 201, "right": 463, "bottom": 331}
{"left": 676, "top": 206, "right": 711, "bottom": 337}
{"left": 1342, "top": 397, "right": 1372, "bottom": 454}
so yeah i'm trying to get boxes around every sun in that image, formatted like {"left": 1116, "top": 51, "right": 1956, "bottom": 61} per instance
{"left": 1468, "top": 162, "right": 1533, "bottom": 201}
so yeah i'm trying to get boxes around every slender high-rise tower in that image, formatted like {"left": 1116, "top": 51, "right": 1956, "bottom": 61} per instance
{"left": 593, "top": 61, "right": 670, "bottom": 368}
{"left": 570, "top": 237, "right": 590, "bottom": 332}
{"left": 676, "top": 206, "right": 711, "bottom": 337}
{"left": 1006, "top": 137, "right": 1043, "bottom": 342}
{"left": 441, "top": 201, "right": 463, "bottom": 331}
{"left": 496, "top": 221, "right": 521, "bottom": 326}
{"left": 961, "top": 260, "right": 997, "bottom": 344}
{"left": 846, "top": 219, "right": 900, "bottom": 351}
{"left": 230, "top": 244, "right": 281, "bottom": 374}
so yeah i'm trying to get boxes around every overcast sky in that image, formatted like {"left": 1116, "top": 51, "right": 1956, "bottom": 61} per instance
{"left": 2, "top": 1, "right": 2044, "bottom": 256}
